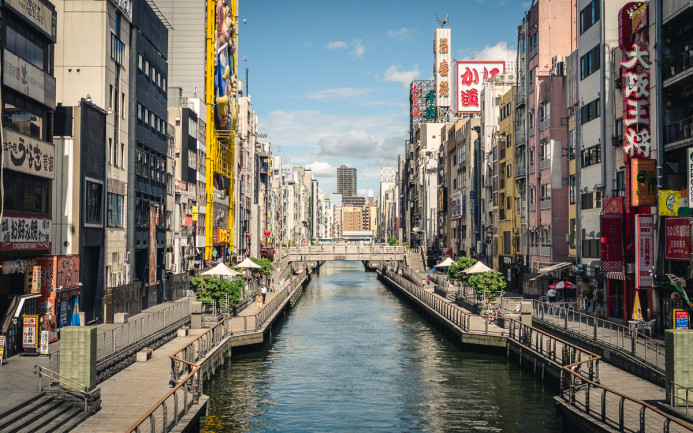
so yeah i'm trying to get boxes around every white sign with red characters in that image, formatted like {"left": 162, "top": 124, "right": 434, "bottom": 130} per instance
{"left": 456, "top": 61, "right": 505, "bottom": 113}
{"left": 434, "top": 28, "right": 451, "bottom": 108}
{"left": 635, "top": 214, "right": 654, "bottom": 288}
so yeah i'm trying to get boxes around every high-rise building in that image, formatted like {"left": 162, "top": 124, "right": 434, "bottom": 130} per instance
{"left": 337, "top": 165, "right": 357, "bottom": 197}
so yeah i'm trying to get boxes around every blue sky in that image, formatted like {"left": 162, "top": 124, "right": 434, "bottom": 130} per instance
{"left": 239, "top": 0, "right": 531, "bottom": 196}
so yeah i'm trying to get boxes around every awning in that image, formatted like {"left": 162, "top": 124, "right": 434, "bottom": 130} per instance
{"left": 537, "top": 262, "right": 573, "bottom": 275}
{"left": 606, "top": 272, "right": 625, "bottom": 280}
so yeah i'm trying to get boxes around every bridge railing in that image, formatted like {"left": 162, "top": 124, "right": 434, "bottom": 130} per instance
{"left": 285, "top": 245, "right": 406, "bottom": 261}
{"left": 532, "top": 300, "right": 665, "bottom": 372}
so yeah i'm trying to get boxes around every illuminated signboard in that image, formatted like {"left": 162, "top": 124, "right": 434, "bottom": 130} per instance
{"left": 410, "top": 80, "right": 435, "bottom": 128}
{"left": 455, "top": 61, "right": 505, "bottom": 113}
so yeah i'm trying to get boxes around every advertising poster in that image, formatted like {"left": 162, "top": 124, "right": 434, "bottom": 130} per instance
{"left": 665, "top": 217, "right": 692, "bottom": 261}
{"left": 40, "top": 331, "right": 49, "bottom": 355}
{"left": 22, "top": 315, "right": 38, "bottom": 349}
{"left": 674, "top": 309, "right": 689, "bottom": 329}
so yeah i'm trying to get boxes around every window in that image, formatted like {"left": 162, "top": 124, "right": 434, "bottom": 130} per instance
{"left": 580, "top": 45, "right": 600, "bottom": 79}
{"left": 121, "top": 93, "right": 125, "bottom": 119}
{"left": 108, "top": 140, "right": 112, "bottom": 165}
{"left": 569, "top": 219, "right": 576, "bottom": 248}
{"left": 162, "top": 77, "right": 167, "bottom": 92}
{"left": 189, "top": 118, "right": 198, "bottom": 139}
{"left": 580, "top": 0, "right": 600, "bottom": 34}
{"left": 5, "top": 17, "right": 46, "bottom": 71}
{"left": 109, "top": 85, "right": 113, "bottom": 109}
{"left": 3, "top": 99, "right": 46, "bottom": 140}
{"left": 107, "top": 193, "right": 124, "bottom": 227}
{"left": 137, "top": 104, "right": 142, "bottom": 121}
{"left": 615, "top": 171, "right": 625, "bottom": 196}
{"left": 582, "top": 239, "right": 601, "bottom": 258}
{"left": 540, "top": 141, "right": 551, "bottom": 161}
{"left": 138, "top": 54, "right": 143, "bottom": 71}
{"left": 569, "top": 175, "right": 576, "bottom": 204}
{"left": 540, "top": 183, "right": 551, "bottom": 201}
{"left": 136, "top": 148, "right": 143, "bottom": 176}
{"left": 529, "top": 111, "right": 535, "bottom": 129}
{"left": 3, "top": 171, "right": 51, "bottom": 215}
{"left": 121, "top": 143, "right": 125, "bottom": 168}
{"left": 581, "top": 145, "right": 601, "bottom": 167}
{"left": 581, "top": 191, "right": 602, "bottom": 210}
{"left": 581, "top": 98, "right": 600, "bottom": 124}
{"left": 530, "top": 186, "right": 536, "bottom": 204}
{"left": 529, "top": 32, "right": 538, "bottom": 50}
{"left": 85, "top": 179, "right": 104, "bottom": 226}
{"left": 144, "top": 60, "right": 149, "bottom": 77}
{"left": 110, "top": 32, "right": 124, "bottom": 65}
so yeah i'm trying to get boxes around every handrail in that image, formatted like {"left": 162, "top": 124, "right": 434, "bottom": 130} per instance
{"left": 669, "top": 381, "right": 693, "bottom": 417}
{"left": 532, "top": 300, "right": 665, "bottom": 371}
{"left": 34, "top": 365, "right": 95, "bottom": 413}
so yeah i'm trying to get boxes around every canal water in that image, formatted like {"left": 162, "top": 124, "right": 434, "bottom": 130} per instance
{"left": 202, "top": 261, "right": 564, "bottom": 432}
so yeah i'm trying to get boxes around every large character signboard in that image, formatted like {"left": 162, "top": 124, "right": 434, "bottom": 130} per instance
{"left": 214, "top": 0, "right": 236, "bottom": 130}
{"left": 455, "top": 61, "right": 505, "bottom": 113}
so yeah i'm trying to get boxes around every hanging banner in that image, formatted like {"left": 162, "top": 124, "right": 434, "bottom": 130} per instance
{"left": 635, "top": 214, "right": 654, "bottom": 288}
{"left": 631, "top": 159, "right": 656, "bottom": 206}
{"left": 659, "top": 190, "right": 681, "bottom": 216}
{"left": 601, "top": 213, "right": 623, "bottom": 272}
{"left": 665, "top": 217, "right": 692, "bottom": 261}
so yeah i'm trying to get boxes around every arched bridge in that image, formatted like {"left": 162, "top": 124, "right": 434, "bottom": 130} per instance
{"left": 282, "top": 245, "right": 406, "bottom": 262}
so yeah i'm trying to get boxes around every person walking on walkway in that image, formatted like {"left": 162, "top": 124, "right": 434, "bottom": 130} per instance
{"left": 261, "top": 285, "right": 268, "bottom": 304}
{"left": 547, "top": 287, "right": 557, "bottom": 303}
{"left": 426, "top": 276, "right": 431, "bottom": 287}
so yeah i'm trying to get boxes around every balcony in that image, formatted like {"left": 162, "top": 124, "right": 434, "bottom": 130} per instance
{"left": 529, "top": 164, "right": 535, "bottom": 174}
{"left": 539, "top": 117, "right": 551, "bottom": 131}
{"left": 499, "top": 147, "right": 506, "bottom": 161}
{"left": 541, "top": 246, "right": 551, "bottom": 257}
{"left": 499, "top": 208, "right": 506, "bottom": 220}
{"left": 540, "top": 159, "right": 551, "bottom": 170}
{"left": 540, "top": 199, "right": 551, "bottom": 210}
{"left": 664, "top": 116, "right": 693, "bottom": 146}
{"left": 663, "top": 49, "right": 693, "bottom": 84}
{"left": 515, "top": 130, "right": 527, "bottom": 147}
{"left": 529, "top": 246, "right": 539, "bottom": 256}
{"left": 514, "top": 164, "right": 527, "bottom": 178}
{"left": 515, "top": 90, "right": 526, "bottom": 107}
{"left": 529, "top": 126, "right": 535, "bottom": 137}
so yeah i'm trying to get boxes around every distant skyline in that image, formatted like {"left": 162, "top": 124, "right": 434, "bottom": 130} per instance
{"left": 239, "top": 1, "right": 530, "bottom": 195}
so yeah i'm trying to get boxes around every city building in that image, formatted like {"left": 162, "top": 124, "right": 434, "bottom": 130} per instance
{"left": 337, "top": 164, "right": 357, "bottom": 197}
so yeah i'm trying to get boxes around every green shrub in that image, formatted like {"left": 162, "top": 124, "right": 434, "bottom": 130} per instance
{"left": 448, "top": 257, "right": 477, "bottom": 283}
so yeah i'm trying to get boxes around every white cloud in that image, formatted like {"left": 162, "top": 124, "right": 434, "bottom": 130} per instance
{"left": 388, "top": 27, "right": 416, "bottom": 41}
{"left": 327, "top": 41, "right": 348, "bottom": 50}
{"left": 462, "top": 41, "right": 516, "bottom": 64}
{"left": 305, "top": 161, "right": 337, "bottom": 175}
{"left": 383, "top": 65, "right": 420, "bottom": 87}
{"left": 351, "top": 40, "right": 365, "bottom": 58}
{"left": 318, "top": 130, "right": 404, "bottom": 160}
{"left": 304, "top": 87, "right": 372, "bottom": 101}
{"left": 303, "top": 41, "right": 314, "bottom": 48}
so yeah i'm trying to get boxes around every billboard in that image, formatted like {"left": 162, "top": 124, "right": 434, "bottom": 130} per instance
{"left": 410, "top": 80, "right": 436, "bottom": 128}
{"left": 635, "top": 214, "right": 654, "bottom": 288}
{"left": 455, "top": 61, "right": 505, "bottom": 113}
{"left": 665, "top": 217, "right": 692, "bottom": 261}
{"left": 0, "top": 215, "right": 51, "bottom": 251}
{"left": 434, "top": 28, "right": 451, "bottom": 107}
{"left": 214, "top": 0, "right": 236, "bottom": 130}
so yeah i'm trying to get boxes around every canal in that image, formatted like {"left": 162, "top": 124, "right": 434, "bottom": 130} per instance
{"left": 201, "top": 261, "right": 564, "bottom": 432}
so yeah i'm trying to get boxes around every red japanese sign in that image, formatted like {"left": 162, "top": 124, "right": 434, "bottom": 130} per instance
{"left": 665, "top": 217, "right": 692, "bottom": 261}
{"left": 635, "top": 214, "right": 654, "bottom": 288}
{"left": 619, "top": 3, "right": 650, "bottom": 159}
{"left": 455, "top": 61, "right": 505, "bottom": 113}
{"left": 601, "top": 214, "right": 623, "bottom": 272}
{"left": 0, "top": 215, "right": 52, "bottom": 251}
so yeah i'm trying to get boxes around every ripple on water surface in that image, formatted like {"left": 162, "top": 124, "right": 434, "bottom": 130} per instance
{"left": 202, "top": 261, "right": 563, "bottom": 432}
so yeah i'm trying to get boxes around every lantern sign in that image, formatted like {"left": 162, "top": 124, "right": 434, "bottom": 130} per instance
{"left": 455, "top": 61, "right": 505, "bottom": 113}
{"left": 264, "top": 230, "right": 270, "bottom": 238}
{"left": 434, "top": 28, "right": 451, "bottom": 108}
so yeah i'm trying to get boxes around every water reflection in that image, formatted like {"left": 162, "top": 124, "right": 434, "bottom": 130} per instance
{"left": 202, "top": 261, "right": 563, "bottom": 432}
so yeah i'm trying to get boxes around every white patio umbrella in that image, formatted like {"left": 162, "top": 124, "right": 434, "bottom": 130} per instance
{"left": 237, "top": 258, "right": 262, "bottom": 269}
{"left": 463, "top": 261, "right": 494, "bottom": 274}
{"left": 201, "top": 262, "right": 241, "bottom": 277}
{"left": 434, "top": 257, "right": 455, "bottom": 268}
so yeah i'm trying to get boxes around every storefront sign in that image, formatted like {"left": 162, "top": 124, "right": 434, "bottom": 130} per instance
{"left": 659, "top": 190, "right": 681, "bottom": 216}
{"left": 631, "top": 159, "right": 656, "bottom": 206}
{"left": 601, "top": 213, "right": 623, "bottom": 272}
{"left": 0, "top": 215, "right": 51, "bottom": 251}
{"left": 434, "top": 28, "right": 451, "bottom": 108}
{"left": 4, "top": 0, "right": 57, "bottom": 41}
{"left": 40, "top": 331, "right": 49, "bottom": 355}
{"left": 0, "top": 336, "right": 5, "bottom": 364}
{"left": 456, "top": 61, "right": 505, "bottom": 113}
{"left": 410, "top": 81, "right": 436, "bottom": 126}
{"left": 665, "top": 217, "right": 692, "bottom": 260}
{"left": 635, "top": 214, "right": 654, "bottom": 288}
{"left": 3, "top": 50, "right": 56, "bottom": 107}
{"left": 30, "top": 266, "right": 40, "bottom": 293}
{"left": 22, "top": 315, "right": 38, "bottom": 349}
{"left": 110, "top": 0, "right": 133, "bottom": 21}
{"left": 149, "top": 206, "right": 157, "bottom": 286}
{"left": 451, "top": 194, "right": 461, "bottom": 218}
{"left": 216, "top": 228, "right": 230, "bottom": 244}
{"left": 3, "top": 129, "right": 55, "bottom": 179}
{"left": 674, "top": 309, "right": 689, "bottom": 329}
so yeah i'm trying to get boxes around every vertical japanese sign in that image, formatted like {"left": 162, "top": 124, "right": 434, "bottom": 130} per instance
{"left": 601, "top": 214, "right": 624, "bottom": 272}
{"left": 455, "top": 61, "right": 505, "bottom": 113}
{"left": 0, "top": 336, "right": 5, "bottom": 364}
{"left": 635, "top": 214, "right": 654, "bottom": 288}
{"left": 149, "top": 206, "right": 157, "bottom": 286}
{"left": 688, "top": 148, "right": 693, "bottom": 205}
{"left": 619, "top": 3, "right": 651, "bottom": 159}
{"left": 434, "top": 28, "right": 451, "bottom": 108}
{"left": 22, "top": 315, "right": 38, "bottom": 349}
{"left": 665, "top": 217, "right": 692, "bottom": 261}
{"left": 410, "top": 81, "right": 436, "bottom": 127}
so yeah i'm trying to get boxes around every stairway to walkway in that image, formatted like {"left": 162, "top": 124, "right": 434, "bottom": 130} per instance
{"left": 405, "top": 250, "right": 427, "bottom": 274}
{"left": 0, "top": 393, "right": 88, "bottom": 433}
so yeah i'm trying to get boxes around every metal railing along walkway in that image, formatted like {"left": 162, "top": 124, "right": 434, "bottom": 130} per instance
{"left": 532, "top": 300, "right": 665, "bottom": 372}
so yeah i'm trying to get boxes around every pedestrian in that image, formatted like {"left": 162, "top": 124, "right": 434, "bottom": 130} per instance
{"left": 426, "top": 276, "right": 431, "bottom": 286}
{"left": 261, "top": 285, "right": 268, "bottom": 304}
{"left": 547, "top": 287, "right": 557, "bottom": 303}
